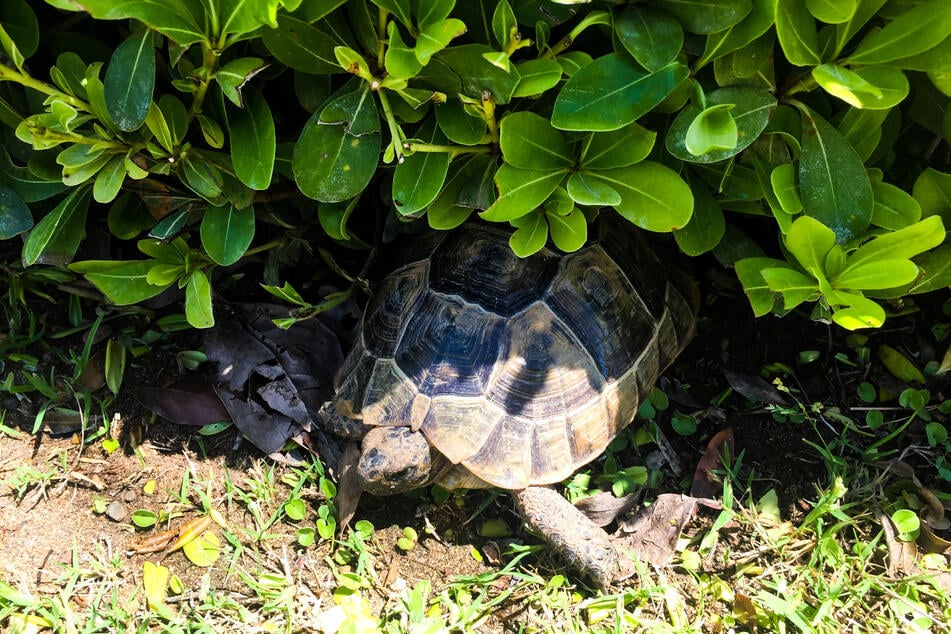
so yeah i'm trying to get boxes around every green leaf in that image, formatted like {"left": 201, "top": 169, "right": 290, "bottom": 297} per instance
{"left": 651, "top": 0, "right": 752, "bottom": 34}
{"left": 416, "top": 0, "right": 454, "bottom": 31}
{"left": 546, "top": 207, "right": 587, "bottom": 252}
{"left": 580, "top": 122, "right": 656, "bottom": 170}
{"left": 760, "top": 267, "right": 820, "bottom": 310}
{"left": 775, "top": 0, "right": 821, "bottom": 66}
{"left": 182, "top": 530, "right": 220, "bottom": 567}
{"left": 294, "top": 85, "right": 381, "bottom": 203}
{"left": 832, "top": 259, "right": 919, "bottom": 289}
{"left": 480, "top": 164, "right": 566, "bottom": 222}
{"left": 180, "top": 152, "right": 223, "bottom": 201}
{"left": 508, "top": 210, "right": 548, "bottom": 257}
{"left": 70, "top": 260, "right": 173, "bottom": 304}
{"left": 261, "top": 14, "right": 341, "bottom": 74}
{"left": 666, "top": 87, "right": 776, "bottom": 163}
{"left": 372, "top": 0, "right": 411, "bottom": 28}
{"left": 426, "top": 154, "right": 491, "bottom": 228}
{"left": 843, "top": 216, "right": 945, "bottom": 271}
{"left": 185, "top": 270, "right": 214, "bottom": 328}
{"left": 104, "top": 32, "right": 155, "bottom": 132}
{"left": 696, "top": 0, "right": 777, "bottom": 68}
{"left": 0, "top": 23, "right": 24, "bottom": 71}
{"left": 499, "top": 112, "right": 573, "bottom": 170}
{"left": 0, "top": 182, "right": 31, "bottom": 239}
{"left": 434, "top": 99, "right": 486, "bottom": 145}
{"left": 229, "top": 88, "right": 275, "bottom": 190}
{"left": 93, "top": 156, "right": 126, "bottom": 204}
{"left": 913, "top": 168, "right": 951, "bottom": 221}
{"left": 812, "top": 64, "right": 909, "bottom": 109}
{"left": 216, "top": 57, "right": 268, "bottom": 107}
{"left": 589, "top": 162, "right": 694, "bottom": 232}
{"left": 673, "top": 184, "right": 726, "bottom": 255}
{"left": 0, "top": 0, "right": 38, "bottom": 61}
{"left": 511, "top": 59, "right": 563, "bottom": 98}
{"left": 614, "top": 6, "right": 684, "bottom": 72}
{"left": 22, "top": 187, "right": 91, "bottom": 266}
{"left": 685, "top": 105, "right": 738, "bottom": 155}
{"left": 830, "top": 292, "right": 885, "bottom": 329}
{"left": 105, "top": 339, "right": 126, "bottom": 395}
{"left": 200, "top": 203, "right": 255, "bottom": 266}
{"left": 385, "top": 22, "right": 422, "bottom": 79}
{"left": 415, "top": 18, "right": 466, "bottom": 65}
{"left": 393, "top": 120, "right": 451, "bottom": 217}
{"left": 847, "top": 0, "right": 951, "bottom": 65}
{"left": 735, "top": 256, "right": 790, "bottom": 316}
{"left": 552, "top": 55, "right": 688, "bottom": 131}
{"left": 806, "top": 0, "right": 856, "bottom": 24}
{"left": 909, "top": 244, "right": 951, "bottom": 294}
{"left": 798, "top": 107, "right": 873, "bottom": 243}
{"left": 72, "top": 0, "right": 205, "bottom": 46}
{"left": 0, "top": 147, "right": 67, "bottom": 202}
{"left": 433, "top": 44, "right": 521, "bottom": 104}
{"left": 871, "top": 180, "right": 920, "bottom": 229}
{"left": 491, "top": 0, "right": 517, "bottom": 48}
{"left": 837, "top": 108, "right": 887, "bottom": 162}
{"left": 770, "top": 162, "right": 802, "bottom": 214}
{"left": 566, "top": 171, "right": 621, "bottom": 206}
{"left": 784, "top": 215, "right": 835, "bottom": 275}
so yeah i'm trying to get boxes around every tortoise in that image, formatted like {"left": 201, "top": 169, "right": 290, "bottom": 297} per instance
{"left": 320, "top": 217, "right": 697, "bottom": 586}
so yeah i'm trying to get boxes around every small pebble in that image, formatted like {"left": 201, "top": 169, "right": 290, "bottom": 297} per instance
{"left": 105, "top": 500, "right": 128, "bottom": 522}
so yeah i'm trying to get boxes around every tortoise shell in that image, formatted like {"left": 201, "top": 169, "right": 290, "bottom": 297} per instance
{"left": 328, "top": 219, "right": 697, "bottom": 490}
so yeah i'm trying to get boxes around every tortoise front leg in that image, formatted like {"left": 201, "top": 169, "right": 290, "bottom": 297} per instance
{"left": 511, "top": 486, "right": 620, "bottom": 588}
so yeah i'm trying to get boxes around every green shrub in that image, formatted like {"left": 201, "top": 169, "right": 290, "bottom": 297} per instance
{"left": 1, "top": 0, "right": 950, "bottom": 329}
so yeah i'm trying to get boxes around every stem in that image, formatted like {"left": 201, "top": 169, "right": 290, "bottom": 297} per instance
{"left": 189, "top": 42, "right": 221, "bottom": 119}
{"left": 376, "top": 89, "right": 404, "bottom": 162}
{"left": 482, "top": 94, "right": 498, "bottom": 144}
{"left": 784, "top": 73, "right": 818, "bottom": 99}
{"left": 0, "top": 65, "right": 90, "bottom": 111}
{"left": 376, "top": 8, "right": 389, "bottom": 70}
{"left": 401, "top": 142, "right": 493, "bottom": 159}
{"left": 243, "top": 238, "right": 286, "bottom": 258}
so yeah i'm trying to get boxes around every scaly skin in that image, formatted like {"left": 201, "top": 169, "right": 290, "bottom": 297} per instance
{"left": 512, "top": 486, "right": 620, "bottom": 588}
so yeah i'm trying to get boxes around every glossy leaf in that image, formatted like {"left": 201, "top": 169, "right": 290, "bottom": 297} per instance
{"left": 913, "top": 168, "right": 951, "bottom": 222}
{"left": 830, "top": 291, "right": 885, "bottom": 329}
{"left": 480, "top": 164, "right": 566, "bottom": 222}
{"left": 427, "top": 154, "right": 492, "bottom": 228}
{"left": 552, "top": 55, "right": 688, "bottom": 131}
{"left": 185, "top": 270, "right": 214, "bottom": 328}
{"left": 784, "top": 215, "right": 835, "bottom": 276}
{"left": 434, "top": 44, "right": 521, "bottom": 104}
{"left": 0, "top": 0, "right": 38, "bottom": 61}
{"left": 580, "top": 122, "right": 656, "bottom": 170}
{"left": 70, "top": 260, "right": 172, "bottom": 304}
{"left": 761, "top": 267, "right": 819, "bottom": 310}
{"left": 806, "top": 0, "right": 856, "bottom": 24}
{"left": 415, "top": 18, "right": 466, "bottom": 64}
{"left": 499, "top": 112, "right": 573, "bottom": 170}
{"left": 812, "top": 64, "right": 909, "bottom": 110}
{"left": 566, "top": 172, "right": 621, "bottom": 206}
{"left": 372, "top": 0, "right": 412, "bottom": 29}
{"left": 93, "top": 156, "right": 126, "bottom": 204}
{"left": 685, "top": 105, "right": 738, "bottom": 155}
{"left": 261, "top": 15, "right": 340, "bottom": 74}
{"left": 847, "top": 0, "right": 951, "bottom": 65}
{"left": 393, "top": 120, "right": 451, "bottom": 217}
{"left": 798, "top": 107, "right": 873, "bottom": 243}
{"left": 201, "top": 204, "right": 255, "bottom": 266}
{"left": 0, "top": 148, "right": 66, "bottom": 202}
{"left": 775, "top": 0, "right": 820, "bottom": 66}
{"left": 909, "top": 245, "right": 951, "bottom": 294}
{"left": 434, "top": 99, "right": 485, "bottom": 145}
{"left": 837, "top": 108, "right": 887, "bottom": 162}
{"left": 673, "top": 184, "right": 726, "bottom": 255}
{"left": 588, "top": 162, "right": 694, "bottom": 232}
{"left": 871, "top": 180, "right": 920, "bottom": 229}
{"left": 217, "top": 57, "right": 268, "bottom": 107}
{"left": 491, "top": 0, "right": 517, "bottom": 48}
{"left": 508, "top": 210, "right": 548, "bottom": 257}
{"left": 22, "top": 187, "right": 91, "bottom": 266}
{"left": 833, "top": 259, "right": 919, "bottom": 289}
{"left": 667, "top": 87, "right": 776, "bottom": 163}
{"left": 0, "top": 183, "right": 31, "bottom": 239}
{"left": 385, "top": 22, "right": 422, "bottom": 79}
{"left": 696, "top": 0, "right": 777, "bottom": 68}
{"left": 511, "top": 59, "right": 563, "bottom": 98}
{"left": 735, "top": 256, "right": 790, "bottom": 316}
{"left": 651, "top": 0, "right": 752, "bottom": 34}
{"left": 547, "top": 207, "right": 587, "bottom": 252}
{"left": 104, "top": 32, "right": 155, "bottom": 132}
{"left": 229, "top": 88, "right": 275, "bottom": 190}
{"left": 844, "top": 216, "right": 945, "bottom": 271}
{"left": 770, "top": 163, "right": 802, "bottom": 214}
{"left": 294, "top": 85, "right": 381, "bottom": 203}
{"left": 614, "top": 6, "right": 684, "bottom": 72}
{"left": 75, "top": 0, "right": 205, "bottom": 46}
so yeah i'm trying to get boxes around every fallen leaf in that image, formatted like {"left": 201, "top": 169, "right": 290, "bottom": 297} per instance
{"left": 575, "top": 491, "right": 639, "bottom": 527}
{"left": 134, "top": 376, "right": 230, "bottom": 426}
{"left": 723, "top": 370, "right": 792, "bottom": 406}
{"left": 615, "top": 493, "right": 721, "bottom": 571}
{"left": 691, "top": 427, "right": 735, "bottom": 500}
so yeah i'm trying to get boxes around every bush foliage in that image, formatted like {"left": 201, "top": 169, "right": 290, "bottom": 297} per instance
{"left": 1, "top": 0, "right": 950, "bottom": 329}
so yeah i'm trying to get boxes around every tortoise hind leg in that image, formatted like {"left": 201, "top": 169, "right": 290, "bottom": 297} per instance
{"left": 511, "top": 486, "right": 619, "bottom": 588}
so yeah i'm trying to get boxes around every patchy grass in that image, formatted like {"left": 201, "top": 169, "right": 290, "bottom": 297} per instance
{"left": 3, "top": 275, "right": 951, "bottom": 632}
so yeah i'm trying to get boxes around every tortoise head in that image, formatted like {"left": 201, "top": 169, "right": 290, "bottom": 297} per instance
{"left": 358, "top": 426, "right": 438, "bottom": 495}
